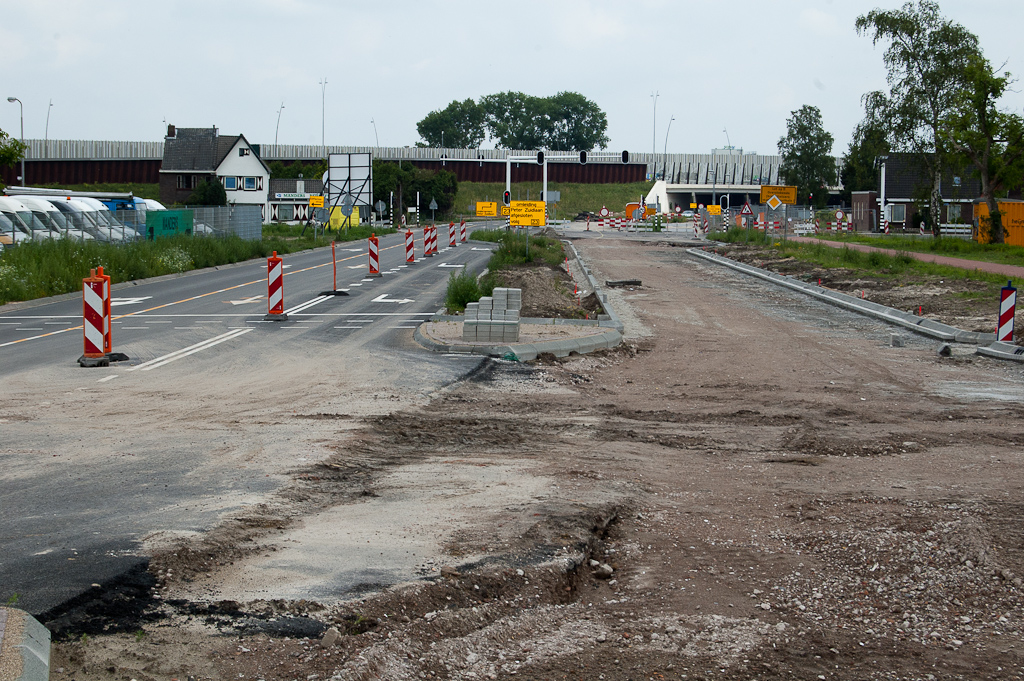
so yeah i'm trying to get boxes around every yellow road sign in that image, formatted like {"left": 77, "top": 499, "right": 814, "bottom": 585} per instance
{"left": 706, "top": 205, "right": 722, "bottom": 216}
{"left": 476, "top": 201, "right": 497, "bottom": 217}
{"left": 510, "top": 200, "right": 546, "bottom": 227}
{"left": 759, "top": 185, "right": 798, "bottom": 205}
{"left": 308, "top": 195, "right": 324, "bottom": 207}
{"left": 500, "top": 205, "right": 511, "bottom": 216}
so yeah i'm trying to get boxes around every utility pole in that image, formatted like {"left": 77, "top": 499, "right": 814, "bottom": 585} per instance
{"left": 371, "top": 119, "right": 379, "bottom": 147}
{"left": 6, "top": 96, "right": 24, "bottom": 185}
{"left": 319, "top": 78, "right": 328, "bottom": 155}
{"left": 275, "top": 101, "right": 285, "bottom": 146}
{"left": 663, "top": 115, "right": 674, "bottom": 180}
{"left": 650, "top": 91, "right": 659, "bottom": 180}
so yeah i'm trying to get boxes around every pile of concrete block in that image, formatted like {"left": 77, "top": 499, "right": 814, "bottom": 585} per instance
{"left": 463, "top": 288, "right": 522, "bottom": 343}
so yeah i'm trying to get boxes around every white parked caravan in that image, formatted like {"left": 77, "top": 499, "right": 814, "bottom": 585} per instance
{"left": 0, "top": 196, "right": 55, "bottom": 241}
{"left": 43, "top": 197, "right": 122, "bottom": 242}
{"left": 71, "top": 197, "right": 132, "bottom": 241}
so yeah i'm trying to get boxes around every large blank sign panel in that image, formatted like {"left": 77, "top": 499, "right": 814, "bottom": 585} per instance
{"left": 325, "top": 153, "right": 373, "bottom": 209}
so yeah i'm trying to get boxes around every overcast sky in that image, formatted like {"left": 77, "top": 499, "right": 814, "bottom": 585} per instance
{"left": 2, "top": 0, "right": 1021, "bottom": 157}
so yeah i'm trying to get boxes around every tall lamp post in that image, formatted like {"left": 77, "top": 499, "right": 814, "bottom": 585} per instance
{"left": 318, "top": 78, "right": 328, "bottom": 155}
{"left": 371, "top": 118, "right": 378, "bottom": 147}
{"left": 650, "top": 91, "right": 658, "bottom": 180}
{"left": 275, "top": 101, "right": 285, "bottom": 146}
{"left": 44, "top": 99, "right": 53, "bottom": 158}
{"left": 662, "top": 114, "right": 675, "bottom": 180}
{"left": 6, "top": 96, "right": 24, "bottom": 186}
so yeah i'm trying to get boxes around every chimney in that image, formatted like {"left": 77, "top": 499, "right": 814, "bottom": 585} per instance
{"left": 166, "top": 124, "right": 176, "bottom": 138}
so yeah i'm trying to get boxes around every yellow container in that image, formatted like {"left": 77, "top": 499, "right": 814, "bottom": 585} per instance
{"left": 975, "top": 200, "right": 1024, "bottom": 246}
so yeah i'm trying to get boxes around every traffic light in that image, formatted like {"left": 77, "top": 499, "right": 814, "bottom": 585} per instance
{"left": 579, "top": 151, "right": 587, "bottom": 165}
{"left": 621, "top": 150, "right": 629, "bottom": 163}
{"left": 537, "top": 151, "right": 544, "bottom": 165}
{"left": 503, "top": 190, "right": 511, "bottom": 206}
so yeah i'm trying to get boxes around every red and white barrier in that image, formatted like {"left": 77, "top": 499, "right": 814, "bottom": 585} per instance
{"left": 423, "top": 226, "right": 434, "bottom": 257}
{"left": 460, "top": 219, "right": 467, "bottom": 243}
{"left": 883, "top": 220, "right": 890, "bottom": 235}
{"left": 998, "top": 281, "right": 1017, "bottom": 342}
{"left": 820, "top": 221, "right": 854, "bottom": 232}
{"left": 81, "top": 266, "right": 111, "bottom": 364}
{"left": 368, "top": 233, "right": 382, "bottom": 276}
{"left": 266, "top": 251, "right": 286, "bottom": 320}
{"left": 449, "top": 221, "right": 457, "bottom": 247}
{"left": 405, "top": 229, "right": 415, "bottom": 263}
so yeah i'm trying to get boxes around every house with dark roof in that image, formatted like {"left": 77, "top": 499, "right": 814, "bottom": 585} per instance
{"left": 879, "top": 153, "right": 980, "bottom": 230}
{"left": 268, "top": 178, "right": 324, "bottom": 223}
{"left": 159, "top": 125, "right": 271, "bottom": 219}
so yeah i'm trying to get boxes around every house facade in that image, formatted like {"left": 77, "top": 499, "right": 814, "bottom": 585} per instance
{"left": 268, "top": 178, "right": 324, "bottom": 223}
{"left": 877, "top": 153, "right": 979, "bottom": 231}
{"left": 159, "top": 125, "right": 271, "bottom": 219}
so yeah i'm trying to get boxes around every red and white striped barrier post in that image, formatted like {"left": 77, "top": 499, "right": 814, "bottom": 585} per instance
{"left": 405, "top": 229, "right": 415, "bottom": 263}
{"left": 80, "top": 267, "right": 111, "bottom": 367}
{"left": 423, "top": 226, "right": 434, "bottom": 257}
{"left": 883, "top": 219, "right": 890, "bottom": 235}
{"left": 449, "top": 221, "right": 457, "bottom": 247}
{"left": 368, "top": 233, "right": 383, "bottom": 277}
{"left": 920, "top": 221, "right": 926, "bottom": 236}
{"left": 265, "top": 251, "right": 287, "bottom": 321}
{"left": 998, "top": 280, "right": 1016, "bottom": 342}
{"left": 586, "top": 216, "right": 591, "bottom": 231}
{"left": 460, "top": 219, "right": 467, "bottom": 243}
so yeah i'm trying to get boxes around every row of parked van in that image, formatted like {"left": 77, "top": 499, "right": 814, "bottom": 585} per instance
{"left": 0, "top": 194, "right": 169, "bottom": 250}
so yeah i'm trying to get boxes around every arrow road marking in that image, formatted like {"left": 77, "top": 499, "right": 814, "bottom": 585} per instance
{"left": 438, "top": 262, "right": 465, "bottom": 268}
{"left": 110, "top": 296, "right": 153, "bottom": 306}
{"left": 228, "top": 296, "right": 263, "bottom": 305}
{"left": 371, "top": 294, "right": 414, "bottom": 304}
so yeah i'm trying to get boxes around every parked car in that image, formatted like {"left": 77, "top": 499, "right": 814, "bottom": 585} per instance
{"left": 73, "top": 197, "right": 133, "bottom": 241}
{"left": 0, "top": 208, "right": 33, "bottom": 246}
{"left": 574, "top": 211, "right": 598, "bottom": 221}
{"left": 11, "top": 196, "right": 95, "bottom": 241}
{"left": 43, "top": 198, "right": 122, "bottom": 242}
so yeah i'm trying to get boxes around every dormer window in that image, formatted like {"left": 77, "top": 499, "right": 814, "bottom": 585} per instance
{"left": 239, "top": 148, "right": 251, "bottom": 157}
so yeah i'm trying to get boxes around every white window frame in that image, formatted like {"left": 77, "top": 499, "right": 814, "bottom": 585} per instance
{"left": 243, "top": 177, "right": 257, "bottom": 191}
{"left": 223, "top": 176, "right": 237, "bottom": 190}
{"left": 947, "top": 204, "right": 962, "bottom": 223}
{"left": 889, "top": 204, "right": 906, "bottom": 223}
{"left": 278, "top": 204, "right": 294, "bottom": 221}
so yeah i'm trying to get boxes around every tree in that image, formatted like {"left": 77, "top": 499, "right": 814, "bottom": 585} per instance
{"left": 0, "top": 128, "right": 27, "bottom": 191}
{"left": 372, "top": 160, "right": 458, "bottom": 221}
{"left": 416, "top": 99, "right": 486, "bottom": 148}
{"left": 942, "top": 56, "right": 1024, "bottom": 243}
{"left": 477, "top": 91, "right": 610, "bottom": 151}
{"left": 856, "top": 1, "right": 981, "bottom": 235}
{"left": 187, "top": 179, "right": 227, "bottom": 206}
{"left": 839, "top": 118, "right": 890, "bottom": 205}
{"left": 778, "top": 105, "right": 836, "bottom": 208}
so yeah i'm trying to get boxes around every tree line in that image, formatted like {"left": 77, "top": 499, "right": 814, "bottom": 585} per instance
{"left": 416, "top": 92, "right": 609, "bottom": 152}
{"left": 778, "top": 0, "right": 1023, "bottom": 242}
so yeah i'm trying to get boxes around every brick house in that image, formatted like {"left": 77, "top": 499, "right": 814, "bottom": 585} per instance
{"left": 158, "top": 125, "right": 270, "bottom": 219}
{"left": 876, "top": 153, "right": 980, "bottom": 231}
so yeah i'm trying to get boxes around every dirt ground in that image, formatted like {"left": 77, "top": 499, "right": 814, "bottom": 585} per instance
{"left": 713, "top": 240, "right": 1017, "bottom": 341}
{"left": 46, "top": 238, "right": 1024, "bottom": 680}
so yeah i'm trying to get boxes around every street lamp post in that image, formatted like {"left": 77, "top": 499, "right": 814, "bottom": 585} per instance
{"left": 275, "top": 101, "right": 285, "bottom": 146}
{"left": 44, "top": 99, "right": 53, "bottom": 158}
{"left": 663, "top": 115, "right": 675, "bottom": 180}
{"left": 319, "top": 78, "right": 328, "bottom": 154}
{"left": 6, "top": 96, "right": 24, "bottom": 186}
{"left": 371, "top": 119, "right": 379, "bottom": 147}
{"left": 650, "top": 91, "right": 658, "bottom": 180}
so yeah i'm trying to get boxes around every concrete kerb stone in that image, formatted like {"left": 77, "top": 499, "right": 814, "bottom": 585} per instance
{"left": 689, "top": 247, "right": 998, "bottom": 345}
{"left": 563, "top": 240, "right": 624, "bottom": 333}
{"left": 976, "top": 341, "right": 1024, "bottom": 363}
{"left": 0, "top": 607, "right": 51, "bottom": 681}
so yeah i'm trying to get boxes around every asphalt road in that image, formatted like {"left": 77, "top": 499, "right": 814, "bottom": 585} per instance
{"left": 0, "top": 227, "right": 499, "bottom": 616}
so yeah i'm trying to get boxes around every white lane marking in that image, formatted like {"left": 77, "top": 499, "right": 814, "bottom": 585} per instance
{"left": 438, "top": 263, "right": 465, "bottom": 268}
{"left": 17, "top": 328, "right": 43, "bottom": 331}
{"left": 0, "top": 322, "right": 21, "bottom": 325}
{"left": 347, "top": 265, "right": 365, "bottom": 269}
{"left": 284, "top": 295, "right": 330, "bottom": 315}
{"left": 349, "top": 283, "right": 363, "bottom": 287}
{"left": 121, "top": 327, "right": 148, "bottom": 329}
{"left": 334, "top": 326, "right": 363, "bottom": 329}
{"left": 398, "top": 265, "right": 408, "bottom": 268}
{"left": 371, "top": 294, "right": 414, "bottom": 304}
{"left": 229, "top": 296, "right": 262, "bottom": 305}
{"left": 97, "top": 375, "right": 118, "bottom": 383}
{"left": 471, "top": 248, "right": 494, "bottom": 251}
{"left": 128, "top": 328, "right": 253, "bottom": 372}
{"left": 110, "top": 296, "right": 153, "bottom": 306}
{"left": 388, "top": 326, "right": 419, "bottom": 329}
{"left": 44, "top": 321, "right": 72, "bottom": 325}
{"left": 329, "top": 313, "right": 434, "bottom": 316}
{"left": 341, "top": 248, "right": 363, "bottom": 252}
{"left": 361, "top": 278, "right": 374, "bottom": 282}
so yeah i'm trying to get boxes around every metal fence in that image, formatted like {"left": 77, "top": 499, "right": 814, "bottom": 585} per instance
{"left": 107, "top": 205, "right": 262, "bottom": 241}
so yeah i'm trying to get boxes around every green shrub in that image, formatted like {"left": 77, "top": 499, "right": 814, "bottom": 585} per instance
{"left": 444, "top": 269, "right": 481, "bottom": 312}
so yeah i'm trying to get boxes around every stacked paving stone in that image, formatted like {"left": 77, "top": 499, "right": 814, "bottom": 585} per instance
{"left": 463, "top": 288, "right": 522, "bottom": 343}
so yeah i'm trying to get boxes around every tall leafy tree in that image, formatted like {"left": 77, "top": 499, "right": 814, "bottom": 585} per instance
{"left": 187, "top": 179, "right": 227, "bottom": 206}
{"left": 778, "top": 105, "right": 836, "bottom": 208}
{"left": 840, "top": 118, "right": 890, "bottom": 204}
{"left": 416, "top": 99, "right": 486, "bottom": 148}
{"left": 0, "top": 128, "right": 27, "bottom": 190}
{"left": 479, "top": 92, "right": 548, "bottom": 150}
{"left": 941, "top": 56, "right": 1024, "bottom": 243}
{"left": 542, "top": 92, "right": 609, "bottom": 151}
{"left": 856, "top": 1, "right": 981, "bottom": 235}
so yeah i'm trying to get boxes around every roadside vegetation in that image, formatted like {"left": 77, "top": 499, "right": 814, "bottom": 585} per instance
{"left": 712, "top": 227, "right": 1014, "bottom": 286}
{"left": 444, "top": 228, "right": 565, "bottom": 311}
{"left": 0, "top": 225, "right": 393, "bottom": 306}
{"left": 797, "top": 231, "right": 1024, "bottom": 267}
{"left": 454, "top": 181, "right": 653, "bottom": 219}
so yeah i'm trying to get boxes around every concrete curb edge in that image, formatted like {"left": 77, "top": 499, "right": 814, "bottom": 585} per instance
{"left": 0, "top": 607, "right": 50, "bottom": 681}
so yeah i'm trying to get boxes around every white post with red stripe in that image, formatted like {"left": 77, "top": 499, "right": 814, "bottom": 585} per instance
{"left": 405, "top": 229, "right": 416, "bottom": 263}
{"left": 998, "top": 280, "right": 1016, "bottom": 342}
{"left": 460, "top": 219, "right": 467, "bottom": 243}
{"left": 265, "top": 251, "right": 287, "bottom": 321}
{"left": 368, "top": 233, "right": 383, "bottom": 277}
{"left": 423, "top": 226, "right": 434, "bottom": 257}
{"left": 449, "top": 221, "right": 457, "bottom": 247}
